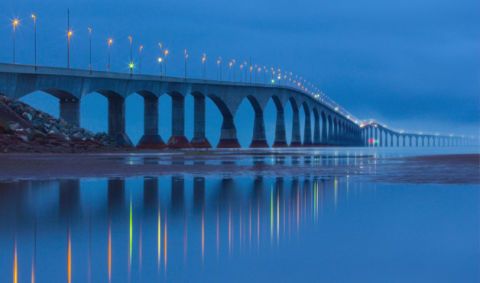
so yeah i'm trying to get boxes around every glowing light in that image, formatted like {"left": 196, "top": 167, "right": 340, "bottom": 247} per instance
{"left": 12, "top": 18, "right": 20, "bottom": 30}
{"left": 164, "top": 49, "right": 169, "bottom": 56}
{"left": 157, "top": 57, "right": 163, "bottom": 63}
{"left": 108, "top": 38, "right": 113, "bottom": 46}
{"left": 31, "top": 14, "right": 36, "bottom": 22}
{"left": 271, "top": 79, "right": 276, "bottom": 84}
{"left": 129, "top": 62, "right": 135, "bottom": 69}
{"left": 67, "top": 30, "right": 73, "bottom": 38}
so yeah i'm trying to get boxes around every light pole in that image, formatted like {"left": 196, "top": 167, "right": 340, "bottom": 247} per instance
{"left": 163, "top": 49, "right": 169, "bottom": 77}
{"left": 216, "top": 57, "right": 222, "bottom": 80}
{"left": 128, "top": 35, "right": 133, "bottom": 75}
{"left": 157, "top": 57, "right": 163, "bottom": 77}
{"left": 67, "top": 30, "right": 73, "bottom": 68}
{"left": 107, "top": 38, "right": 113, "bottom": 71}
{"left": 239, "top": 63, "right": 244, "bottom": 82}
{"left": 67, "top": 9, "right": 72, "bottom": 69}
{"left": 88, "top": 27, "right": 92, "bottom": 73}
{"left": 12, "top": 18, "right": 20, "bottom": 64}
{"left": 201, "top": 53, "right": 207, "bottom": 79}
{"left": 138, "top": 45, "right": 143, "bottom": 74}
{"left": 184, "top": 49, "right": 188, "bottom": 79}
{"left": 31, "top": 15, "right": 37, "bottom": 69}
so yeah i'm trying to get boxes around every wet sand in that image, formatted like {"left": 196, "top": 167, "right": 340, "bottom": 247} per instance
{"left": 0, "top": 151, "right": 478, "bottom": 184}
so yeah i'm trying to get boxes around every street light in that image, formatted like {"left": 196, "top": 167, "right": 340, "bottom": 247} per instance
{"left": 67, "top": 29, "right": 73, "bottom": 69}
{"left": 88, "top": 27, "right": 92, "bottom": 73}
{"left": 216, "top": 57, "right": 222, "bottom": 80}
{"left": 157, "top": 56, "right": 163, "bottom": 76}
{"left": 138, "top": 45, "right": 144, "bottom": 74}
{"left": 12, "top": 18, "right": 20, "bottom": 64}
{"left": 31, "top": 14, "right": 37, "bottom": 69}
{"left": 163, "top": 48, "right": 169, "bottom": 76}
{"left": 107, "top": 38, "right": 113, "bottom": 71}
{"left": 128, "top": 35, "right": 133, "bottom": 75}
{"left": 184, "top": 49, "right": 188, "bottom": 79}
{"left": 201, "top": 53, "right": 207, "bottom": 79}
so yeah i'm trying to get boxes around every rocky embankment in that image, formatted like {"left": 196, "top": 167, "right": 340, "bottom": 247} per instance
{"left": 0, "top": 95, "right": 125, "bottom": 153}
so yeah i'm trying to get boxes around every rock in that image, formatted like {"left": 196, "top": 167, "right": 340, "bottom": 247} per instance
{"left": 8, "top": 122, "right": 21, "bottom": 131}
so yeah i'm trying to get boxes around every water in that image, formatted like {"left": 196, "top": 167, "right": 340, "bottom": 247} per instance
{"left": 0, "top": 148, "right": 478, "bottom": 282}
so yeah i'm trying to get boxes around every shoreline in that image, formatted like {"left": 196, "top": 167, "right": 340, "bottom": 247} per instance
{"left": 0, "top": 151, "right": 478, "bottom": 184}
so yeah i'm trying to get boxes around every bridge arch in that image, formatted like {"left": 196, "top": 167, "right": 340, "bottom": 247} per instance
{"left": 18, "top": 89, "right": 79, "bottom": 126}
{"left": 208, "top": 94, "right": 240, "bottom": 148}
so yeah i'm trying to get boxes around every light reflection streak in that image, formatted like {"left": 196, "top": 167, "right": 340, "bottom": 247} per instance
{"left": 13, "top": 240, "right": 18, "bottom": 283}
{"left": 201, "top": 209, "right": 205, "bottom": 262}
{"left": 129, "top": 201, "right": 133, "bottom": 270}
{"left": 67, "top": 228, "right": 72, "bottom": 283}
{"left": 157, "top": 209, "right": 161, "bottom": 270}
{"left": 108, "top": 223, "right": 112, "bottom": 283}
{"left": 5, "top": 174, "right": 339, "bottom": 281}
{"left": 164, "top": 214, "right": 167, "bottom": 273}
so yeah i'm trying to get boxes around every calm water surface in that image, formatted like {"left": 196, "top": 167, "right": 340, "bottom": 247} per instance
{"left": 0, "top": 148, "right": 478, "bottom": 282}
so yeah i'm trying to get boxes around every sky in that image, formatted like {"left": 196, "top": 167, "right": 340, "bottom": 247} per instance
{"left": 0, "top": 0, "right": 479, "bottom": 145}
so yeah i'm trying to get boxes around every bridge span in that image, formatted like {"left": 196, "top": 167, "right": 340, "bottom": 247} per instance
{"left": 0, "top": 63, "right": 470, "bottom": 148}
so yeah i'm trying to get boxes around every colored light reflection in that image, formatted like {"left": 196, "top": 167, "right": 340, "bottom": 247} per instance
{"left": 13, "top": 241, "right": 18, "bottom": 283}
{"left": 67, "top": 229, "right": 72, "bottom": 283}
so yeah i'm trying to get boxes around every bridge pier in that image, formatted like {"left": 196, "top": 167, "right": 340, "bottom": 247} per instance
{"left": 190, "top": 95, "right": 211, "bottom": 148}
{"left": 290, "top": 108, "right": 301, "bottom": 147}
{"left": 60, "top": 98, "right": 80, "bottom": 126}
{"left": 313, "top": 112, "right": 321, "bottom": 145}
{"left": 138, "top": 95, "right": 165, "bottom": 149}
{"left": 217, "top": 113, "right": 240, "bottom": 148}
{"left": 250, "top": 108, "right": 268, "bottom": 148}
{"left": 273, "top": 107, "right": 287, "bottom": 147}
{"left": 321, "top": 113, "right": 327, "bottom": 144}
{"left": 108, "top": 96, "right": 133, "bottom": 147}
{"left": 167, "top": 95, "right": 191, "bottom": 148}
{"left": 303, "top": 110, "right": 312, "bottom": 146}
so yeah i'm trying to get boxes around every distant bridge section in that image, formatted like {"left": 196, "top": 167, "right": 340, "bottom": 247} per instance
{"left": 360, "top": 121, "right": 474, "bottom": 147}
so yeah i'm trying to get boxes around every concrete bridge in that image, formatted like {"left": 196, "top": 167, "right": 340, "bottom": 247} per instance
{"left": 360, "top": 121, "right": 471, "bottom": 147}
{"left": 0, "top": 63, "right": 363, "bottom": 148}
{"left": 0, "top": 63, "right": 471, "bottom": 148}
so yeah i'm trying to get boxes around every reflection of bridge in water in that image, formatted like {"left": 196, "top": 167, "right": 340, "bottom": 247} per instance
{"left": 0, "top": 173, "right": 350, "bottom": 282}
{"left": 1, "top": 64, "right": 473, "bottom": 149}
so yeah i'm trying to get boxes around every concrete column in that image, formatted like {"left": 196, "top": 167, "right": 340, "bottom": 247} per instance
{"left": 251, "top": 108, "right": 268, "bottom": 148}
{"left": 190, "top": 95, "right": 211, "bottom": 148}
{"left": 60, "top": 98, "right": 80, "bottom": 126}
{"left": 168, "top": 95, "right": 190, "bottom": 148}
{"left": 108, "top": 96, "right": 133, "bottom": 147}
{"left": 321, "top": 114, "right": 327, "bottom": 144}
{"left": 303, "top": 111, "right": 312, "bottom": 146}
{"left": 313, "top": 113, "right": 321, "bottom": 145}
{"left": 138, "top": 96, "right": 165, "bottom": 149}
{"left": 217, "top": 113, "right": 240, "bottom": 148}
{"left": 290, "top": 108, "right": 301, "bottom": 146}
{"left": 273, "top": 107, "right": 287, "bottom": 147}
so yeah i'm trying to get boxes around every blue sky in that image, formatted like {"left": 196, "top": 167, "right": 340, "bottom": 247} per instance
{"left": 1, "top": 0, "right": 479, "bottom": 145}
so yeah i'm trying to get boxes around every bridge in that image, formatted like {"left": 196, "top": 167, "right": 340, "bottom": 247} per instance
{"left": 0, "top": 63, "right": 471, "bottom": 148}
